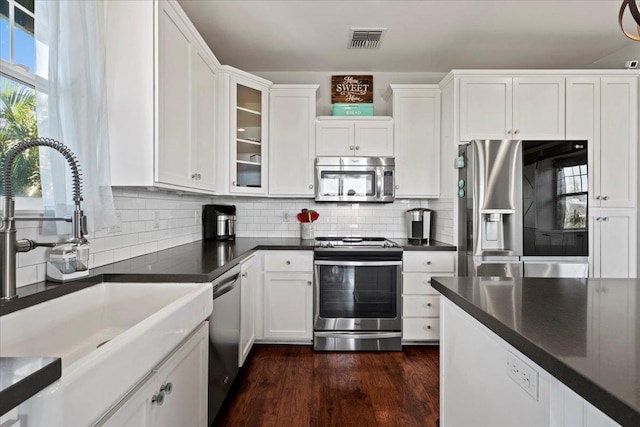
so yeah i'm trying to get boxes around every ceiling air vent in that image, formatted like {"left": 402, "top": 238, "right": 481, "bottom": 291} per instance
{"left": 349, "top": 28, "right": 386, "bottom": 49}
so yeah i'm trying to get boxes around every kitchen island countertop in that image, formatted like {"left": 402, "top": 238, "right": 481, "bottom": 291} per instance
{"left": 431, "top": 276, "right": 640, "bottom": 426}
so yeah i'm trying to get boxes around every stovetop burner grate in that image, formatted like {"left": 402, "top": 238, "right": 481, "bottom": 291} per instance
{"left": 314, "top": 237, "right": 400, "bottom": 249}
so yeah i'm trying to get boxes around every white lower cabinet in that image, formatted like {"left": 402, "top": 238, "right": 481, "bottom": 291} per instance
{"left": 101, "top": 322, "right": 208, "bottom": 427}
{"left": 239, "top": 254, "right": 258, "bottom": 366}
{"left": 261, "top": 251, "right": 313, "bottom": 342}
{"left": 402, "top": 251, "right": 455, "bottom": 343}
{"left": 591, "top": 209, "right": 637, "bottom": 278}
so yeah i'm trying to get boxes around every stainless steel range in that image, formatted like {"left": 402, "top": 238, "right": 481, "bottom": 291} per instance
{"left": 313, "top": 237, "right": 403, "bottom": 351}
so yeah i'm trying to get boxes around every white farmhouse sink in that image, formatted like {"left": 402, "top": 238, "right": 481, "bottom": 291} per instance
{"left": 0, "top": 282, "right": 213, "bottom": 426}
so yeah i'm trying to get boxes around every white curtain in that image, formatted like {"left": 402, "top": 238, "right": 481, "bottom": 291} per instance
{"left": 35, "top": 0, "right": 117, "bottom": 233}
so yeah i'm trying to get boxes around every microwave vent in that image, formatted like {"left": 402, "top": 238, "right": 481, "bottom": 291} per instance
{"left": 349, "top": 28, "right": 386, "bottom": 49}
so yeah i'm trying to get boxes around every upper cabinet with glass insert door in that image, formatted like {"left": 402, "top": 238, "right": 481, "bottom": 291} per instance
{"left": 224, "top": 68, "right": 271, "bottom": 195}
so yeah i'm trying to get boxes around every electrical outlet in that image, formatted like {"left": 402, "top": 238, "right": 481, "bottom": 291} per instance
{"left": 507, "top": 351, "right": 539, "bottom": 401}
{"left": 283, "top": 211, "right": 290, "bottom": 222}
{"left": 153, "top": 211, "right": 160, "bottom": 229}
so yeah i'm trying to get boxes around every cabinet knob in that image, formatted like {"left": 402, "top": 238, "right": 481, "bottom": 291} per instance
{"left": 602, "top": 196, "right": 609, "bottom": 200}
{"left": 349, "top": 145, "right": 355, "bottom": 150}
{"left": 286, "top": 260, "right": 291, "bottom": 265}
{"left": 152, "top": 391, "right": 165, "bottom": 405}
{"left": 514, "top": 129, "right": 520, "bottom": 134}
{"left": 395, "top": 185, "right": 400, "bottom": 190}
{"left": 355, "top": 146, "right": 360, "bottom": 150}
{"left": 307, "top": 281, "right": 312, "bottom": 286}
{"left": 309, "top": 184, "right": 313, "bottom": 189}
{"left": 596, "top": 195, "right": 602, "bottom": 200}
{"left": 602, "top": 217, "right": 609, "bottom": 221}
{"left": 423, "top": 280, "right": 431, "bottom": 285}
{"left": 160, "top": 382, "right": 173, "bottom": 394}
{"left": 596, "top": 217, "right": 601, "bottom": 221}
{"left": 191, "top": 173, "right": 197, "bottom": 179}
{"left": 242, "top": 272, "right": 248, "bottom": 278}
{"left": 232, "top": 181, "right": 237, "bottom": 186}
{"left": 424, "top": 261, "right": 432, "bottom": 265}
{"left": 507, "top": 129, "right": 513, "bottom": 135}
{"left": 423, "top": 302, "right": 432, "bottom": 308}
{"left": 423, "top": 325, "right": 432, "bottom": 330}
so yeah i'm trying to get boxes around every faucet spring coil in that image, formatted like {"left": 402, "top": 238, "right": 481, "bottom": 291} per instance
{"left": 2, "top": 138, "right": 83, "bottom": 202}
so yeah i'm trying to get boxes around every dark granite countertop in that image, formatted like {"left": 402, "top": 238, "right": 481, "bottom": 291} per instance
{"left": 431, "top": 276, "right": 640, "bottom": 427}
{"left": 0, "top": 357, "right": 61, "bottom": 416}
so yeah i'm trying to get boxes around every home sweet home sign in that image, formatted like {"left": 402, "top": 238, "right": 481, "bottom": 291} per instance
{"left": 331, "top": 75, "right": 373, "bottom": 103}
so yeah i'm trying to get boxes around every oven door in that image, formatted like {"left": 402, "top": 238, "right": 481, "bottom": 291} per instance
{"left": 313, "top": 259, "right": 402, "bottom": 331}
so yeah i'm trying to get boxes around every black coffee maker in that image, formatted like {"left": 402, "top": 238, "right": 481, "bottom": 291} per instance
{"left": 203, "top": 204, "right": 236, "bottom": 241}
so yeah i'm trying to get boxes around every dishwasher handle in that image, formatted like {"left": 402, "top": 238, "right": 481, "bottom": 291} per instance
{"left": 212, "top": 273, "right": 240, "bottom": 300}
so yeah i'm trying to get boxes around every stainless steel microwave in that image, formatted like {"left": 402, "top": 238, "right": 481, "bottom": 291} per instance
{"left": 314, "top": 157, "right": 395, "bottom": 203}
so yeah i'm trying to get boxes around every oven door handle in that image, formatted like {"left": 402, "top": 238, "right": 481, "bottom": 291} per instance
{"left": 314, "top": 260, "right": 402, "bottom": 267}
{"left": 314, "top": 332, "right": 402, "bottom": 339}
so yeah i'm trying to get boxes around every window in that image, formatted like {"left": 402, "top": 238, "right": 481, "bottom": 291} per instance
{"left": 0, "top": 0, "right": 40, "bottom": 199}
{"left": 556, "top": 164, "right": 587, "bottom": 229}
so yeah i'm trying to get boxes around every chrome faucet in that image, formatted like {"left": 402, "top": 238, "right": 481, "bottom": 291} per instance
{"left": 1, "top": 138, "right": 88, "bottom": 301}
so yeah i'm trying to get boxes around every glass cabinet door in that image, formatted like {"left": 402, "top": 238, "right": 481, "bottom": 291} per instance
{"left": 231, "top": 78, "right": 268, "bottom": 194}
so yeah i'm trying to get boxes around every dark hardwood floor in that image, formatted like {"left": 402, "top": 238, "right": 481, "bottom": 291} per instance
{"left": 213, "top": 345, "right": 440, "bottom": 427}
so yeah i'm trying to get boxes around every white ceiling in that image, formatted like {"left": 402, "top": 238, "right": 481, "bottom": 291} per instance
{"left": 177, "top": 0, "right": 640, "bottom": 73}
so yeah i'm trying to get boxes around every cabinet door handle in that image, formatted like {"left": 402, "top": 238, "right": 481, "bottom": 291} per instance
{"left": 309, "top": 184, "right": 313, "bottom": 189}
{"left": 307, "top": 281, "right": 312, "bottom": 286}
{"left": 602, "top": 196, "right": 609, "bottom": 200}
{"left": 423, "top": 302, "right": 432, "bottom": 308}
{"left": 232, "top": 181, "right": 237, "bottom": 186}
{"left": 160, "top": 382, "right": 173, "bottom": 394}
{"left": 395, "top": 185, "right": 400, "bottom": 190}
{"left": 602, "top": 217, "right": 609, "bottom": 221}
{"left": 596, "top": 217, "right": 601, "bottom": 221}
{"left": 355, "top": 146, "right": 360, "bottom": 150}
{"left": 424, "top": 261, "right": 432, "bottom": 265}
{"left": 349, "top": 145, "right": 355, "bottom": 150}
{"left": 286, "top": 260, "right": 291, "bottom": 265}
{"left": 191, "top": 173, "right": 197, "bottom": 179}
{"left": 596, "top": 195, "right": 602, "bottom": 200}
{"left": 423, "top": 325, "right": 432, "bottom": 330}
{"left": 514, "top": 129, "right": 520, "bottom": 135}
{"left": 152, "top": 391, "right": 165, "bottom": 405}
{"left": 242, "top": 272, "right": 248, "bottom": 278}
{"left": 507, "top": 129, "right": 513, "bottom": 135}
{"left": 423, "top": 280, "right": 432, "bottom": 285}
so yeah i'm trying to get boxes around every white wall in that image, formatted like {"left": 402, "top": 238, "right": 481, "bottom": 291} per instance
{"left": 254, "top": 71, "right": 446, "bottom": 116}
{"left": 15, "top": 188, "right": 208, "bottom": 288}
{"left": 587, "top": 43, "right": 640, "bottom": 69}
{"left": 15, "top": 190, "right": 455, "bottom": 288}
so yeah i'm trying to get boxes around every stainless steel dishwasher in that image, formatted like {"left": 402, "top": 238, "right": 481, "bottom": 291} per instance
{"left": 208, "top": 265, "right": 241, "bottom": 425}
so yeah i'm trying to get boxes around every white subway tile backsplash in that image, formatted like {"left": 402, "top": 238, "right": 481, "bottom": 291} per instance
{"left": 15, "top": 189, "right": 455, "bottom": 289}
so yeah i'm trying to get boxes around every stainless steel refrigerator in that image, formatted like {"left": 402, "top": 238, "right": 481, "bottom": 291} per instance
{"left": 457, "top": 139, "right": 589, "bottom": 278}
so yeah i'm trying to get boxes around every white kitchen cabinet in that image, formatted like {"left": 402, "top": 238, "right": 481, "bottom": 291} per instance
{"left": 220, "top": 68, "right": 271, "bottom": 195}
{"left": 106, "top": 0, "right": 219, "bottom": 194}
{"left": 567, "top": 76, "right": 638, "bottom": 209}
{"left": 239, "top": 254, "right": 258, "bottom": 367}
{"left": 262, "top": 251, "right": 313, "bottom": 342}
{"left": 102, "top": 322, "right": 208, "bottom": 427}
{"left": 566, "top": 76, "right": 637, "bottom": 279}
{"left": 402, "top": 252, "right": 455, "bottom": 343}
{"left": 591, "top": 209, "right": 637, "bottom": 278}
{"left": 269, "top": 85, "right": 319, "bottom": 197}
{"left": 316, "top": 117, "right": 394, "bottom": 157}
{"left": 598, "top": 77, "right": 638, "bottom": 209}
{"left": 386, "top": 85, "right": 441, "bottom": 198}
{"left": 459, "top": 76, "right": 565, "bottom": 141}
